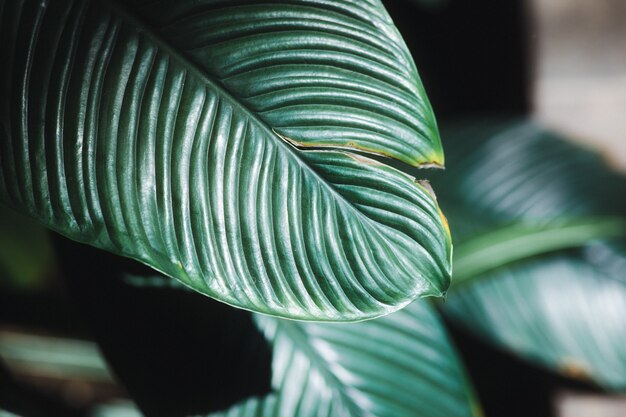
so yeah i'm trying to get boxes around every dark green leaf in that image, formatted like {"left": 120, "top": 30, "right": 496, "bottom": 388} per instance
{"left": 434, "top": 118, "right": 626, "bottom": 389}
{"left": 122, "top": 0, "right": 444, "bottom": 167}
{"left": 208, "top": 301, "right": 481, "bottom": 417}
{"left": 0, "top": 0, "right": 451, "bottom": 320}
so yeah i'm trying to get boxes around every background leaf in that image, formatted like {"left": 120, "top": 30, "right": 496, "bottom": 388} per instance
{"left": 0, "top": 206, "right": 56, "bottom": 291}
{"left": 445, "top": 252, "right": 626, "bottom": 390}
{"left": 432, "top": 118, "right": 626, "bottom": 389}
{"left": 434, "top": 119, "right": 626, "bottom": 223}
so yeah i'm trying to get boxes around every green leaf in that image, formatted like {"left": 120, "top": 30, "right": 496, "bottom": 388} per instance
{"left": 0, "top": 0, "right": 451, "bottom": 320}
{"left": 0, "top": 205, "right": 57, "bottom": 291}
{"left": 434, "top": 119, "right": 626, "bottom": 222}
{"left": 208, "top": 301, "right": 481, "bottom": 417}
{"left": 123, "top": 0, "right": 444, "bottom": 166}
{"left": 445, "top": 254, "right": 626, "bottom": 390}
{"left": 433, "top": 118, "right": 626, "bottom": 389}
{"left": 452, "top": 217, "right": 626, "bottom": 286}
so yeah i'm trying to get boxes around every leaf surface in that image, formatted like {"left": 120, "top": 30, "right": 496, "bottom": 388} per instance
{"left": 124, "top": 0, "right": 444, "bottom": 166}
{"left": 0, "top": 0, "right": 450, "bottom": 320}
{"left": 445, "top": 254, "right": 626, "bottom": 390}
{"left": 433, "top": 119, "right": 626, "bottom": 388}
{"left": 209, "top": 301, "right": 480, "bottom": 417}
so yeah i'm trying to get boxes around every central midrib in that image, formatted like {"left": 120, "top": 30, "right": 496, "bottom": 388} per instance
{"left": 105, "top": 1, "right": 442, "bottom": 290}
{"left": 105, "top": 2, "right": 392, "bottom": 215}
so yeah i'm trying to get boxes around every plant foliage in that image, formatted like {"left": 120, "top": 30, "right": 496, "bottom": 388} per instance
{"left": 435, "top": 119, "right": 626, "bottom": 389}
{"left": 0, "top": 0, "right": 451, "bottom": 321}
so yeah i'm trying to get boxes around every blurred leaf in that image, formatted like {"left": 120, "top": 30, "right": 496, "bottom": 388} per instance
{"left": 453, "top": 217, "right": 626, "bottom": 286}
{"left": 434, "top": 119, "right": 626, "bottom": 390}
{"left": 436, "top": 119, "right": 626, "bottom": 222}
{"left": 0, "top": 206, "right": 56, "bottom": 291}
{"left": 208, "top": 301, "right": 481, "bottom": 417}
{"left": 445, "top": 255, "right": 626, "bottom": 390}
{"left": 0, "top": 0, "right": 451, "bottom": 321}
{"left": 0, "top": 331, "right": 112, "bottom": 381}
{"left": 90, "top": 402, "right": 141, "bottom": 417}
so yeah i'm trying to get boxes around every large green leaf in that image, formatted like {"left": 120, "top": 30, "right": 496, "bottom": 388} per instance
{"left": 0, "top": 0, "right": 451, "bottom": 320}
{"left": 433, "top": 119, "right": 626, "bottom": 389}
{"left": 208, "top": 301, "right": 480, "bottom": 417}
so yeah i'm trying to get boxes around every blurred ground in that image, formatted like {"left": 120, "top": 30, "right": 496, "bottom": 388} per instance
{"left": 556, "top": 392, "right": 626, "bottom": 417}
{"left": 532, "top": 0, "right": 626, "bottom": 171}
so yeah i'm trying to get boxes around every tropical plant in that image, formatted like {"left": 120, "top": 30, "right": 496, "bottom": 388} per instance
{"left": 1, "top": 0, "right": 625, "bottom": 416}
{"left": 0, "top": 0, "right": 451, "bottom": 322}
{"left": 435, "top": 119, "right": 626, "bottom": 391}
{"left": 47, "top": 117, "right": 626, "bottom": 417}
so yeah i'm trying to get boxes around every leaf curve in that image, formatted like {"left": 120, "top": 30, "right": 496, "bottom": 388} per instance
{"left": 207, "top": 301, "right": 480, "bottom": 417}
{"left": 0, "top": 0, "right": 450, "bottom": 320}
{"left": 123, "top": 0, "right": 443, "bottom": 167}
{"left": 432, "top": 118, "right": 626, "bottom": 388}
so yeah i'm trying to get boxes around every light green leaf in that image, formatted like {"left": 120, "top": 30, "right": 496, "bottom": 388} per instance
{"left": 208, "top": 301, "right": 481, "bottom": 417}
{"left": 0, "top": 0, "right": 450, "bottom": 320}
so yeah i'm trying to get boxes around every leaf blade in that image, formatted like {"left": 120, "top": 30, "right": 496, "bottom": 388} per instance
{"left": 123, "top": 0, "right": 443, "bottom": 166}
{"left": 0, "top": 0, "right": 450, "bottom": 320}
{"left": 208, "top": 301, "right": 480, "bottom": 417}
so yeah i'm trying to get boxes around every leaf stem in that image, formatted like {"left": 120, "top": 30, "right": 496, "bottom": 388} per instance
{"left": 451, "top": 217, "right": 626, "bottom": 288}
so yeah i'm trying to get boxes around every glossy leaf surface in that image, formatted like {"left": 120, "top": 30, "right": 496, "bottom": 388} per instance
{"left": 0, "top": 0, "right": 450, "bottom": 320}
{"left": 434, "top": 119, "right": 626, "bottom": 389}
{"left": 208, "top": 301, "right": 480, "bottom": 417}
{"left": 124, "top": 0, "right": 444, "bottom": 167}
